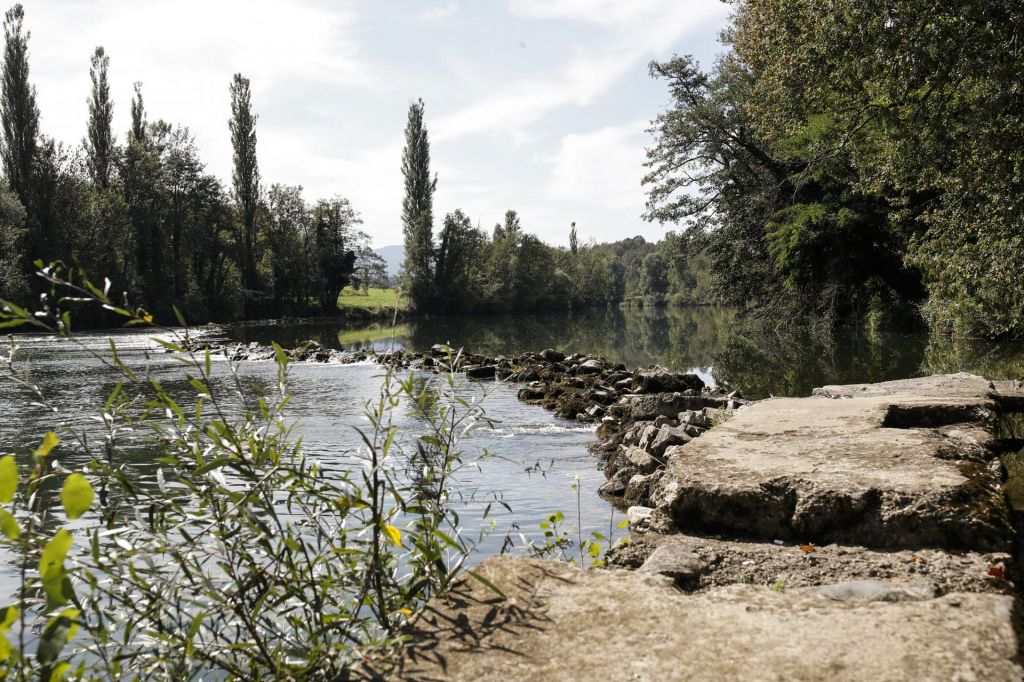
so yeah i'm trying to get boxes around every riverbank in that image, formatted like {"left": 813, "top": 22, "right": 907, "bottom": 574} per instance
{"left": 399, "top": 373, "right": 1024, "bottom": 680}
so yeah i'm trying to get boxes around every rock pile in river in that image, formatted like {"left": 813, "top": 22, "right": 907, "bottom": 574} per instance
{"left": 187, "top": 337, "right": 759, "bottom": 509}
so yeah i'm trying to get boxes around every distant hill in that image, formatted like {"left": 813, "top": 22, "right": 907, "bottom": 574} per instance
{"left": 374, "top": 244, "right": 404, "bottom": 279}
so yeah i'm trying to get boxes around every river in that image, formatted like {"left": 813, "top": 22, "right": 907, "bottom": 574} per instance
{"left": 2, "top": 305, "right": 1023, "bottom": 588}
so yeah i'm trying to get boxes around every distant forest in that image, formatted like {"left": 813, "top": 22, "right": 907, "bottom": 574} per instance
{"left": 0, "top": 3, "right": 709, "bottom": 325}
{"left": 395, "top": 2, "right": 1023, "bottom": 338}
{"left": 2, "top": 2, "right": 1018, "bottom": 336}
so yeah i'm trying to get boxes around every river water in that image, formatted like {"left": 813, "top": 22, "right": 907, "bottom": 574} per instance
{"left": 2, "top": 305, "right": 1023, "bottom": 583}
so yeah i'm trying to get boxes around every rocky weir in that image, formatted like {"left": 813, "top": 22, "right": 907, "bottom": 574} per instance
{"left": 188, "top": 339, "right": 1024, "bottom": 679}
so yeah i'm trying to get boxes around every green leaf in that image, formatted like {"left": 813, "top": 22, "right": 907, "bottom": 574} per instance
{"left": 588, "top": 542, "right": 600, "bottom": 558}
{"left": 60, "top": 474, "right": 94, "bottom": 521}
{"left": 0, "top": 606, "right": 16, "bottom": 662}
{"left": 39, "top": 530, "right": 73, "bottom": 610}
{"left": 47, "top": 662, "right": 71, "bottom": 682}
{"left": 0, "top": 510, "right": 19, "bottom": 540}
{"left": 0, "top": 456, "right": 16, "bottom": 503}
{"left": 616, "top": 518, "right": 630, "bottom": 529}
{"left": 37, "top": 609, "right": 80, "bottom": 667}
{"left": 34, "top": 432, "right": 60, "bottom": 457}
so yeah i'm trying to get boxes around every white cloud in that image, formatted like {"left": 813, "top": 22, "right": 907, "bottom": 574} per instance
{"left": 509, "top": 0, "right": 679, "bottom": 25}
{"left": 13, "top": 1, "right": 729, "bottom": 247}
{"left": 28, "top": 0, "right": 370, "bottom": 204}
{"left": 434, "top": 0, "right": 727, "bottom": 142}
{"left": 419, "top": 1, "right": 459, "bottom": 21}
{"left": 548, "top": 120, "right": 647, "bottom": 213}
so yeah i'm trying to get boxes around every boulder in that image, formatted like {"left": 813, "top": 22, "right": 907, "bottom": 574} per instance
{"left": 623, "top": 446, "right": 659, "bottom": 475}
{"left": 636, "top": 366, "right": 705, "bottom": 394}
{"left": 624, "top": 471, "right": 663, "bottom": 506}
{"left": 577, "top": 359, "right": 604, "bottom": 374}
{"left": 648, "top": 425, "right": 692, "bottom": 457}
{"left": 465, "top": 365, "right": 497, "bottom": 379}
{"left": 540, "top": 348, "right": 565, "bottom": 362}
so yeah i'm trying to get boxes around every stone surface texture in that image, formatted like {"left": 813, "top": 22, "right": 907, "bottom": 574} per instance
{"left": 649, "top": 373, "right": 1012, "bottom": 550}
{"left": 398, "top": 556, "right": 1023, "bottom": 681}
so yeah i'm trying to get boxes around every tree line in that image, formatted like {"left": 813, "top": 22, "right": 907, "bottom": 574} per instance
{"left": 643, "top": 0, "right": 1023, "bottom": 338}
{"left": 397, "top": 99, "right": 713, "bottom": 314}
{"left": 0, "top": 4, "right": 383, "bottom": 323}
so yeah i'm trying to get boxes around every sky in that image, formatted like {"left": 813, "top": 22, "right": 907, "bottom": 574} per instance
{"left": 25, "top": 0, "right": 731, "bottom": 247}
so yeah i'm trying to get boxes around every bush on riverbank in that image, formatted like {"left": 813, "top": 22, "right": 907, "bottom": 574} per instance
{"left": 0, "top": 264, "right": 495, "bottom": 679}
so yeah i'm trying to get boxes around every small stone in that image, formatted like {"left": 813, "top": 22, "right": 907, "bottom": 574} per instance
{"left": 626, "top": 505, "right": 654, "bottom": 529}
{"left": 637, "top": 540, "right": 709, "bottom": 582}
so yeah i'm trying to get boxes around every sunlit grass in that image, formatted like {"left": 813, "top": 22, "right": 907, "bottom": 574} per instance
{"left": 337, "top": 286, "right": 405, "bottom": 311}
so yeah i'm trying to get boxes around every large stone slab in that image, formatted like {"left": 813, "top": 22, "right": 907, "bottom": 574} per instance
{"left": 398, "top": 556, "right": 1022, "bottom": 681}
{"left": 649, "top": 374, "right": 1012, "bottom": 551}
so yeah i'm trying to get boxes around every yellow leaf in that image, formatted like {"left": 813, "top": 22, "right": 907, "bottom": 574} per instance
{"left": 397, "top": 607, "right": 413, "bottom": 616}
{"left": 383, "top": 524, "right": 402, "bottom": 548}
{"left": 34, "top": 432, "right": 60, "bottom": 457}
{"left": 142, "top": 313, "right": 153, "bottom": 324}
{"left": 0, "top": 456, "right": 16, "bottom": 503}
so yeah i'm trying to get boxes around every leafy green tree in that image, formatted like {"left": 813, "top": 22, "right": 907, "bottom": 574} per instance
{"left": 400, "top": 98, "right": 437, "bottom": 311}
{"left": 310, "top": 196, "right": 361, "bottom": 311}
{"left": 265, "top": 183, "right": 311, "bottom": 307}
{"left": 640, "top": 251, "right": 669, "bottom": 302}
{"left": 129, "top": 80, "right": 144, "bottom": 144}
{"left": 435, "top": 209, "right": 486, "bottom": 312}
{"left": 569, "top": 222, "right": 578, "bottom": 254}
{"left": 0, "top": 185, "right": 25, "bottom": 301}
{"left": 84, "top": 46, "right": 113, "bottom": 188}
{"left": 229, "top": 73, "right": 260, "bottom": 292}
{"left": 0, "top": 3, "right": 36, "bottom": 208}
{"left": 727, "top": 0, "right": 1023, "bottom": 336}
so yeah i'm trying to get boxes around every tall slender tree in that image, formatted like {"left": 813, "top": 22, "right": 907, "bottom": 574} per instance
{"left": 400, "top": 98, "right": 436, "bottom": 310}
{"left": 229, "top": 73, "right": 260, "bottom": 291}
{"left": 569, "top": 222, "right": 578, "bottom": 254}
{"left": 84, "top": 46, "right": 113, "bottom": 188}
{"left": 1, "top": 4, "right": 37, "bottom": 207}
{"left": 129, "top": 81, "right": 145, "bottom": 144}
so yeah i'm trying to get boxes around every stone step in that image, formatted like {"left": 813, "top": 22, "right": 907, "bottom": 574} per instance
{"left": 606, "top": 532, "right": 1011, "bottom": 595}
{"left": 399, "top": 556, "right": 1022, "bottom": 681}
{"left": 649, "top": 374, "right": 1013, "bottom": 552}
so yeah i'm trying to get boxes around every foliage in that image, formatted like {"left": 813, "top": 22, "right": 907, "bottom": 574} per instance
{"left": 0, "top": 264, "right": 498, "bottom": 678}
{"left": 229, "top": 73, "right": 260, "bottom": 293}
{"left": 645, "top": 0, "right": 1024, "bottom": 337}
{"left": 0, "top": 3, "right": 36, "bottom": 208}
{"left": 84, "top": 46, "right": 113, "bottom": 189}
{"left": 0, "top": 186, "right": 26, "bottom": 302}
{"left": 0, "top": 7, "right": 366, "bottom": 324}
{"left": 400, "top": 98, "right": 438, "bottom": 312}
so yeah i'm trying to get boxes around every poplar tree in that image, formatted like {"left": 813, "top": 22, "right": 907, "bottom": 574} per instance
{"left": 1, "top": 3, "right": 37, "bottom": 206}
{"left": 84, "top": 46, "right": 113, "bottom": 188}
{"left": 129, "top": 81, "right": 145, "bottom": 144}
{"left": 229, "top": 73, "right": 260, "bottom": 291}
{"left": 569, "top": 222, "right": 578, "bottom": 254}
{"left": 400, "top": 98, "right": 436, "bottom": 310}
